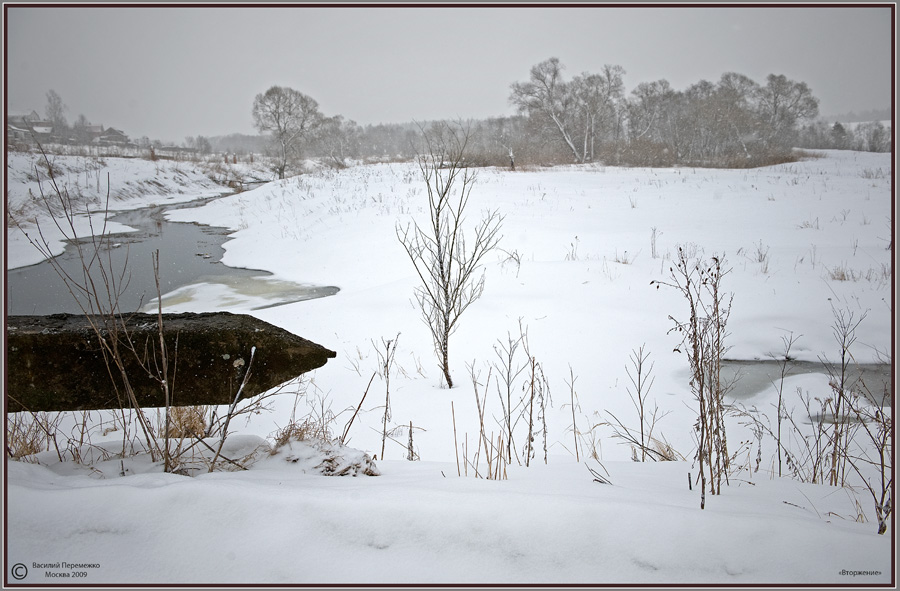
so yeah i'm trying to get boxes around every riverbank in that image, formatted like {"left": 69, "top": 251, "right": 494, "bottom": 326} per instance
{"left": 5, "top": 150, "right": 271, "bottom": 268}
{"left": 7, "top": 195, "right": 339, "bottom": 315}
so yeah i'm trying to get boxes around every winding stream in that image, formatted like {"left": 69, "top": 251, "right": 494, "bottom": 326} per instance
{"left": 721, "top": 359, "right": 892, "bottom": 407}
{"left": 6, "top": 195, "right": 338, "bottom": 316}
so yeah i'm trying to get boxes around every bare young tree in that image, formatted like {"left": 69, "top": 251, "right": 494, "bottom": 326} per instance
{"left": 252, "top": 85, "right": 323, "bottom": 179}
{"left": 45, "top": 89, "right": 68, "bottom": 135}
{"left": 397, "top": 122, "right": 503, "bottom": 388}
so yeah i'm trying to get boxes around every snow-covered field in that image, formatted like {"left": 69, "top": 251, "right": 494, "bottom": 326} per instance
{"left": 4, "top": 149, "right": 894, "bottom": 585}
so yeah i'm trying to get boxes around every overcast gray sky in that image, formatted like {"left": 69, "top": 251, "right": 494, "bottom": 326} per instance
{"left": 5, "top": 4, "right": 894, "bottom": 143}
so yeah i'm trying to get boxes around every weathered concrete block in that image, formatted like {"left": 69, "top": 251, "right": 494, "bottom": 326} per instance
{"left": 5, "top": 312, "right": 336, "bottom": 412}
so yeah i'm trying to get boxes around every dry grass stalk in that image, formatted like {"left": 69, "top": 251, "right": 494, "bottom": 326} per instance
{"left": 736, "top": 386, "right": 832, "bottom": 484}
{"left": 6, "top": 411, "right": 64, "bottom": 460}
{"left": 20, "top": 145, "right": 162, "bottom": 462}
{"left": 340, "top": 372, "right": 376, "bottom": 445}
{"left": 164, "top": 406, "right": 208, "bottom": 439}
{"left": 374, "top": 334, "right": 400, "bottom": 460}
{"left": 457, "top": 362, "right": 509, "bottom": 480}
{"left": 452, "top": 400, "right": 461, "bottom": 476}
{"left": 820, "top": 306, "right": 867, "bottom": 487}
{"left": 492, "top": 321, "right": 528, "bottom": 464}
{"left": 208, "top": 346, "right": 256, "bottom": 472}
{"left": 652, "top": 247, "right": 732, "bottom": 508}
{"left": 565, "top": 365, "right": 580, "bottom": 462}
{"left": 271, "top": 418, "right": 324, "bottom": 451}
{"left": 521, "top": 328, "right": 551, "bottom": 467}
{"left": 846, "top": 379, "right": 892, "bottom": 535}
{"left": 623, "top": 345, "right": 663, "bottom": 461}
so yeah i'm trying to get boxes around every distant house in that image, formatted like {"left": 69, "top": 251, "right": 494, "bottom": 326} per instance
{"left": 6, "top": 110, "right": 133, "bottom": 148}
{"left": 6, "top": 111, "right": 55, "bottom": 144}
{"left": 72, "top": 124, "right": 104, "bottom": 143}
{"left": 95, "top": 127, "right": 130, "bottom": 146}
{"left": 7, "top": 122, "right": 30, "bottom": 143}
{"left": 30, "top": 121, "right": 54, "bottom": 136}
{"left": 6, "top": 123, "right": 53, "bottom": 146}
{"left": 7, "top": 110, "right": 41, "bottom": 126}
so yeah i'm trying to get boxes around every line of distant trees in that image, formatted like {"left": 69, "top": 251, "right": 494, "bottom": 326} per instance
{"left": 796, "top": 119, "right": 891, "bottom": 153}
{"left": 491, "top": 57, "right": 890, "bottom": 167}
{"left": 509, "top": 60, "right": 821, "bottom": 168}
{"left": 16, "top": 63, "right": 889, "bottom": 174}
{"left": 248, "top": 58, "right": 890, "bottom": 177}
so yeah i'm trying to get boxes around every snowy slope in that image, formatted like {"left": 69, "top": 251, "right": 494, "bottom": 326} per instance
{"left": 5, "top": 458, "right": 890, "bottom": 585}
{"left": 5, "top": 152, "right": 251, "bottom": 267}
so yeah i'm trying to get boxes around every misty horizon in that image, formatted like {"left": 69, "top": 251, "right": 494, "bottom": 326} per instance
{"left": 5, "top": 4, "right": 893, "bottom": 144}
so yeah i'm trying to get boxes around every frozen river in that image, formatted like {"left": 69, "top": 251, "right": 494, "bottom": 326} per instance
{"left": 6, "top": 195, "right": 338, "bottom": 316}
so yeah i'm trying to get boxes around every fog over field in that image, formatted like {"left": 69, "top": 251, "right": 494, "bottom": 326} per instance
{"left": 6, "top": 5, "right": 892, "bottom": 142}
